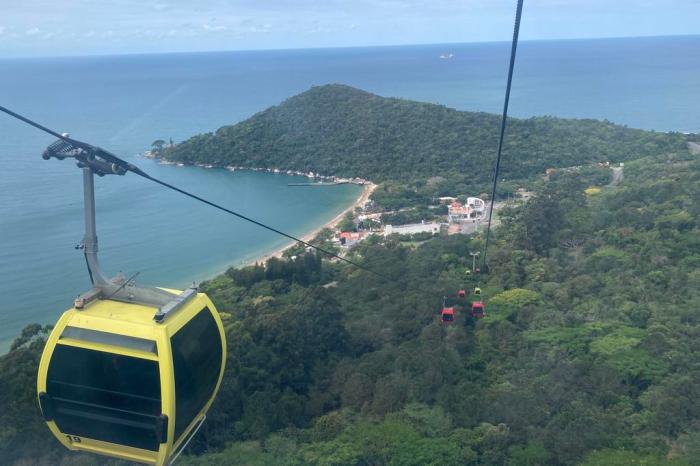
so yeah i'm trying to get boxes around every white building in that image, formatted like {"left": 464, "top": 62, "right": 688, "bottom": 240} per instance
{"left": 358, "top": 212, "right": 383, "bottom": 222}
{"left": 448, "top": 197, "right": 486, "bottom": 223}
{"left": 384, "top": 222, "right": 442, "bottom": 237}
{"left": 467, "top": 197, "right": 486, "bottom": 216}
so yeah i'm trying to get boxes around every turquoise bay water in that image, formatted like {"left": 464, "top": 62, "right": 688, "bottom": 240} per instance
{"left": 0, "top": 158, "right": 361, "bottom": 351}
{"left": 1, "top": 35, "right": 699, "bottom": 351}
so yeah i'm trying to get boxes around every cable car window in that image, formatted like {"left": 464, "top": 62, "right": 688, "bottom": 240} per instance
{"left": 171, "top": 307, "right": 222, "bottom": 440}
{"left": 46, "top": 344, "right": 162, "bottom": 451}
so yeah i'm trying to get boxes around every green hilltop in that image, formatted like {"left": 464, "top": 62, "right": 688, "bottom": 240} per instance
{"left": 164, "top": 84, "right": 690, "bottom": 183}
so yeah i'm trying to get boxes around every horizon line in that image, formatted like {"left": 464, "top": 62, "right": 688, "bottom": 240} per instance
{"left": 1, "top": 32, "right": 698, "bottom": 61}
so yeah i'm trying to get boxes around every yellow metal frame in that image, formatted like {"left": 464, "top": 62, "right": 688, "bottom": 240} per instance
{"left": 37, "top": 291, "right": 227, "bottom": 466}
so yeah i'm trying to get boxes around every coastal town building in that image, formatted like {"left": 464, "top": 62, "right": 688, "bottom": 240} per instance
{"left": 384, "top": 222, "right": 442, "bottom": 237}
{"left": 447, "top": 197, "right": 485, "bottom": 223}
{"left": 337, "top": 231, "right": 371, "bottom": 248}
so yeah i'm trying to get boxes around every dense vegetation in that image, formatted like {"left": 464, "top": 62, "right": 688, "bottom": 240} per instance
{"left": 163, "top": 84, "right": 691, "bottom": 189}
{"left": 2, "top": 148, "right": 700, "bottom": 465}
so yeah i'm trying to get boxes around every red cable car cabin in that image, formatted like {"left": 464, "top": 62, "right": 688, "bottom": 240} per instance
{"left": 458, "top": 290, "right": 466, "bottom": 299}
{"left": 441, "top": 307, "right": 455, "bottom": 324}
{"left": 471, "top": 302, "right": 485, "bottom": 318}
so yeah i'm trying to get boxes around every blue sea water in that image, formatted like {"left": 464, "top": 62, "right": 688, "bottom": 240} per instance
{"left": 1, "top": 35, "right": 699, "bottom": 351}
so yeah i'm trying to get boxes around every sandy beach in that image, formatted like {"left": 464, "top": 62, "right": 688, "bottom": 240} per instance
{"left": 242, "top": 182, "right": 376, "bottom": 267}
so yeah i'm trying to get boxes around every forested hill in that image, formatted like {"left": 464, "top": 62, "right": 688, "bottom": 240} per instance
{"left": 3, "top": 150, "right": 700, "bottom": 465}
{"left": 163, "top": 84, "right": 692, "bottom": 182}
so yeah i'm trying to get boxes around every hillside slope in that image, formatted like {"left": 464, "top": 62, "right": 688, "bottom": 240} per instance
{"left": 3, "top": 151, "right": 698, "bottom": 465}
{"left": 164, "top": 84, "right": 692, "bottom": 183}
{"left": 180, "top": 151, "right": 700, "bottom": 465}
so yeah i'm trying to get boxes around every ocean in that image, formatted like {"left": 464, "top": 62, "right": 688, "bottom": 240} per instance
{"left": 1, "top": 35, "right": 699, "bottom": 351}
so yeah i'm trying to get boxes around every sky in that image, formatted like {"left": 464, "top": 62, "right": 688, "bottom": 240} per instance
{"left": 1, "top": 0, "right": 699, "bottom": 57}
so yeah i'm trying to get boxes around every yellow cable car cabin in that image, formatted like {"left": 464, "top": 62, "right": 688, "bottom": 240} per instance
{"left": 37, "top": 289, "right": 226, "bottom": 466}
{"left": 33, "top": 142, "right": 229, "bottom": 465}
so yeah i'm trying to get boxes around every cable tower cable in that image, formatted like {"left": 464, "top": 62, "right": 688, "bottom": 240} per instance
{"left": 482, "top": 0, "right": 525, "bottom": 269}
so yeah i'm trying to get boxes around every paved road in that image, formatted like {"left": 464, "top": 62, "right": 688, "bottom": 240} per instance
{"left": 610, "top": 166, "right": 624, "bottom": 186}
{"left": 689, "top": 142, "right": 700, "bottom": 155}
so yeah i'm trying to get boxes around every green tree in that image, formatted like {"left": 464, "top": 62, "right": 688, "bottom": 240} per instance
{"left": 151, "top": 139, "right": 166, "bottom": 153}
{"left": 337, "top": 211, "right": 356, "bottom": 232}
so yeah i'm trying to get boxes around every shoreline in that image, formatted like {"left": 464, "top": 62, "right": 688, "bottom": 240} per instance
{"left": 142, "top": 151, "right": 377, "bottom": 282}
{"left": 242, "top": 182, "right": 376, "bottom": 267}
{"left": 198, "top": 182, "right": 376, "bottom": 282}
{"left": 142, "top": 152, "right": 369, "bottom": 186}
